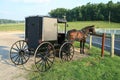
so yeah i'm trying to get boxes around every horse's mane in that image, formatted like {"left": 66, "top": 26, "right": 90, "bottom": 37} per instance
{"left": 81, "top": 25, "right": 94, "bottom": 31}
{"left": 67, "top": 29, "right": 77, "bottom": 33}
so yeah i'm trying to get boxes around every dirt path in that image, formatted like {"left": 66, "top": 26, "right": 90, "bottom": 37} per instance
{"left": 0, "top": 31, "right": 27, "bottom": 80}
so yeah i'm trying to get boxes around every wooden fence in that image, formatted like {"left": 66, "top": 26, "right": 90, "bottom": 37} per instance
{"left": 89, "top": 34, "right": 115, "bottom": 57}
{"left": 89, "top": 28, "right": 120, "bottom": 57}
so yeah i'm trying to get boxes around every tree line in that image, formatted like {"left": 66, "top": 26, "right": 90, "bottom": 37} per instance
{"left": 49, "top": 1, "right": 120, "bottom": 23}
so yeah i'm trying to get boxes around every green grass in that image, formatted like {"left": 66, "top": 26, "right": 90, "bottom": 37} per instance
{"left": 67, "top": 21, "right": 120, "bottom": 30}
{"left": 27, "top": 45, "right": 120, "bottom": 80}
{"left": 0, "top": 23, "right": 24, "bottom": 31}
{"left": 58, "top": 21, "right": 120, "bottom": 32}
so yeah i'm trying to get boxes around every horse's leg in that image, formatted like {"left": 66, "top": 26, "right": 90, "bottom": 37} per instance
{"left": 83, "top": 41, "right": 85, "bottom": 54}
{"left": 81, "top": 41, "right": 84, "bottom": 54}
{"left": 80, "top": 41, "right": 82, "bottom": 54}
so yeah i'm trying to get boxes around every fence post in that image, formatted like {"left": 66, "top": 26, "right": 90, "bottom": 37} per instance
{"left": 111, "top": 34, "right": 115, "bottom": 57}
{"left": 101, "top": 33, "right": 105, "bottom": 57}
{"left": 89, "top": 35, "right": 92, "bottom": 49}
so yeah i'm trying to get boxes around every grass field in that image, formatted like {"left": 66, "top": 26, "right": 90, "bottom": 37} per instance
{"left": 66, "top": 21, "right": 120, "bottom": 30}
{"left": 0, "top": 21, "right": 120, "bottom": 31}
{"left": 0, "top": 23, "right": 24, "bottom": 31}
{"left": 27, "top": 44, "right": 120, "bottom": 80}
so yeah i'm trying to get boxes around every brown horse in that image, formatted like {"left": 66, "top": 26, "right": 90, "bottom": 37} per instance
{"left": 66, "top": 25, "right": 96, "bottom": 54}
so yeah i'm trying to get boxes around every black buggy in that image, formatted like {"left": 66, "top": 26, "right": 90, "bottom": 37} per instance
{"left": 10, "top": 16, "right": 74, "bottom": 72}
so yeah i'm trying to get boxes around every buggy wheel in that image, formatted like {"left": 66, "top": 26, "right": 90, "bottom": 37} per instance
{"left": 10, "top": 40, "right": 30, "bottom": 65}
{"left": 34, "top": 42, "right": 55, "bottom": 72}
{"left": 59, "top": 42, "right": 74, "bottom": 61}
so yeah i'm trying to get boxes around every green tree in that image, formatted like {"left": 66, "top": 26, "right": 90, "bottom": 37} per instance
{"left": 49, "top": 8, "right": 68, "bottom": 18}
{"left": 49, "top": 1, "right": 120, "bottom": 22}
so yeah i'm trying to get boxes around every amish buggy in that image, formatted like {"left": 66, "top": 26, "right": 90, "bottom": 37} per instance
{"left": 9, "top": 16, "right": 74, "bottom": 72}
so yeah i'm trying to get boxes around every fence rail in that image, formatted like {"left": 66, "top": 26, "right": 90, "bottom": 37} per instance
{"left": 96, "top": 28, "right": 120, "bottom": 34}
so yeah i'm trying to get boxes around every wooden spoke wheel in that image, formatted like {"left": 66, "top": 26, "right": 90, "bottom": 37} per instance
{"left": 34, "top": 42, "right": 55, "bottom": 72}
{"left": 59, "top": 42, "right": 74, "bottom": 61}
{"left": 10, "top": 40, "right": 30, "bottom": 65}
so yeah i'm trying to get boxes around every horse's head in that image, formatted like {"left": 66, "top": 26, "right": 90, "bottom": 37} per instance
{"left": 88, "top": 25, "right": 96, "bottom": 35}
{"left": 82, "top": 25, "right": 96, "bottom": 35}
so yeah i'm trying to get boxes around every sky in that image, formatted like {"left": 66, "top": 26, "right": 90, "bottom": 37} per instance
{"left": 0, "top": 0, "right": 119, "bottom": 20}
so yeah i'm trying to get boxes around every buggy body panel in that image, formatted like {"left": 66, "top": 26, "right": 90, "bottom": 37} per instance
{"left": 25, "top": 16, "right": 57, "bottom": 50}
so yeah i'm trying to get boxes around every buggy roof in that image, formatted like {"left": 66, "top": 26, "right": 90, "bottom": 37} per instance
{"left": 26, "top": 15, "right": 67, "bottom": 23}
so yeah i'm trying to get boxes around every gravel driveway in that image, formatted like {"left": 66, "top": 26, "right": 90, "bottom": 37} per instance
{"left": 0, "top": 31, "right": 27, "bottom": 80}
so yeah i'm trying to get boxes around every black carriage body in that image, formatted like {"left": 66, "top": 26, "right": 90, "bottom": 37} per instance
{"left": 25, "top": 16, "right": 58, "bottom": 50}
